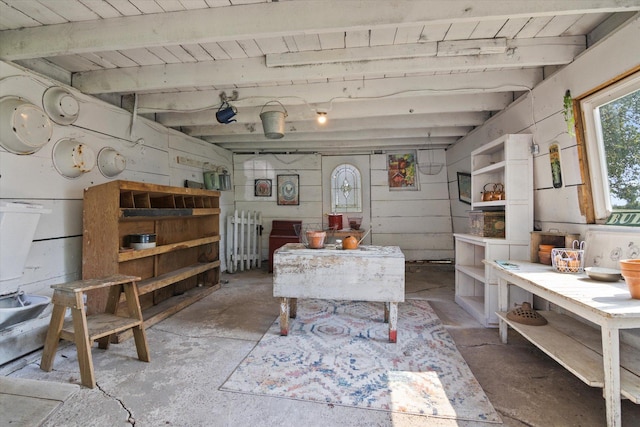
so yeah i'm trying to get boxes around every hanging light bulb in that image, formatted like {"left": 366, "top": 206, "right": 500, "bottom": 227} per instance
{"left": 316, "top": 111, "right": 327, "bottom": 124}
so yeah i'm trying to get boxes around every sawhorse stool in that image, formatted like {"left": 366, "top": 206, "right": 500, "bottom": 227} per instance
{"left": 40, "top": 274, "right": 150, "bottom": 388}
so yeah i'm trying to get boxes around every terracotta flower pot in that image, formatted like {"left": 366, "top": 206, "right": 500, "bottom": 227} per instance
{"left": 538, "top": 251, "right": 552, "bottom": 265}
{"left": 620, "top": 259, "right": 640, "bottom": 299}
{"left": 620, "top": 259, "right": 640, "bottom": 270}
{"left": 305, "top": 231, "right": 326, "bottom": 249}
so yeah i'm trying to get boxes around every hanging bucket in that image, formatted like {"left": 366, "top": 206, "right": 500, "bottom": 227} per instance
{"left": 259, "top": 101, "right": 287, "bottom": 139}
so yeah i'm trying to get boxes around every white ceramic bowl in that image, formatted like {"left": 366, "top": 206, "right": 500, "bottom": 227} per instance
{"left": 52, "top": 139, "right": 96, "bottom": 179}
{"left": 0, "top": 96, "right": 53, "bottom": 154}
{"left": 97, "top": 147, "right": 126, "bottom": 178}
{"left": 42, "top": 86, "right": 80, "bottom": 125}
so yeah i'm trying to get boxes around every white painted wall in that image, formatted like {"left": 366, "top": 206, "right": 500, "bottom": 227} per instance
{"left": 233, "top": 149, "right": 453, "bottom": 262}
{"left": 0, "top": 61, "right": 234, "bottom": 301}
{"left": 447, "top": 14, "right": 640, "bottom": 239}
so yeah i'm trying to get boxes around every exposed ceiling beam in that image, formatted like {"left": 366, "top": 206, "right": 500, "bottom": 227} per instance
{"left": 183, "top": 112, "right": 489, "bottom": 137}
{"left": 198, "top": 127, "right": 472, "bottom": 143}
{"left": 73, "top": 42, "right": 581, "bottom": 94}
{"left": 156, "top": 93, "right": 511, "bottom": 127}
{"left": 133, "top": 69, "right": 541, "bottom": 114}
{"left": 266, "top": 38, "right": 511, "bottom": 67}
{"left": 208, "top": 137, "right": 459, "bottom": 152}
{"left": 1, "top": 1, "right": 636, "bottom": 61}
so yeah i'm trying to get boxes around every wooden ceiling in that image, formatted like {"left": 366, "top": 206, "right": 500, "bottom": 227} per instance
{"left": 1, "top": 1, "right": 638, "bottom": 154}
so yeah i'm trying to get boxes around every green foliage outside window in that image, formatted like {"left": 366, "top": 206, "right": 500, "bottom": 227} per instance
{"left": 599, "top": 89, "right": 640, "bottom": 210}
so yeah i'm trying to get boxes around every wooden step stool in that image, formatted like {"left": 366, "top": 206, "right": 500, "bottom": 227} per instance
{"left": 40, "top": 275, "right": 150, "bottom": 388}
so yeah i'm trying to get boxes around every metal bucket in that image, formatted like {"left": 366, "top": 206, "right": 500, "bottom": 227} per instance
{"left": 259, "top": 101, "right": 287, "bottom": 139}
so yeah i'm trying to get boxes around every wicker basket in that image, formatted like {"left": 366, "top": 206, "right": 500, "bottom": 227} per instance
{"left": 551, "top": 247, "right": 584, "bottom": 273}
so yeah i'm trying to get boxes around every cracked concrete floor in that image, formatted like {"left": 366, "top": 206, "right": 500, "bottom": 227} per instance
{"left": 2, "top": 262, "right": 639, "bottom": 426}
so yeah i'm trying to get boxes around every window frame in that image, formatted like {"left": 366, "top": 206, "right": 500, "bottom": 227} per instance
{"left": 579, "top": 71, "right": 640, "bottom": 220}
{"left": 330, "top": 163, "right": 362, "bottom": 213}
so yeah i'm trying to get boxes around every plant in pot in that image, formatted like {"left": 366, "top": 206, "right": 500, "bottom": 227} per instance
{"left": 619, "top": 259, "right": 640, "bottom": 299}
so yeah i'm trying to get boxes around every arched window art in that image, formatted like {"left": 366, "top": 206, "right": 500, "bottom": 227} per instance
{"left": 331, "top": 164, "right": 362, "bottom": 213}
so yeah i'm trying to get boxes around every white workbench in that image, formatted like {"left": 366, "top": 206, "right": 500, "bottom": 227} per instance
{"left": 485, "top": 260, "right": 640, "bottom": 427}
{"left": 273, "top": 243, "right": 405, "bottom": 342}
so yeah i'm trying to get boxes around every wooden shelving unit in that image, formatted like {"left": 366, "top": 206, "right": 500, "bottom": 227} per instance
{"left": 82, "top": 180, "right": 221, "bottom": 342}
{"left": 455, "top": 134, "right": 534, "bottom": 327}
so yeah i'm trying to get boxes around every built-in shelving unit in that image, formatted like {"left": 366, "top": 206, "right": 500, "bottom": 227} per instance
{"left": 82, "top": 180, "right": 221, "bottom": 342}
{"left": 455, "top": 134, "right": 534, "bottom": 327}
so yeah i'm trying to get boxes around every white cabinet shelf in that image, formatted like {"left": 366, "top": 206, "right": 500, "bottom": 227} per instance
{"left": 472, "top": 160, "right": 506, "bottom": 176}
{"left": 455, "top": 134, "right": 534, "bottom": 327}
{"left": 470, "top": 133, "right": 533, "bottom": 243}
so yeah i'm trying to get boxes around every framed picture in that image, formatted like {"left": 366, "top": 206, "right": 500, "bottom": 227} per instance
{"left": 277, "top": 174, "right": 299, "bottom": 205}
{"left": 457, "top": 172, "right": 472, "bottom": 204}
{"left": 387, "top": 151, "right": 418, "bottom": 190}
{"left": 254, "top": 179, "right": 272, "bottom": 197}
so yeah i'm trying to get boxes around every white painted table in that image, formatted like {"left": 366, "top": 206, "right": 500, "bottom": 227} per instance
{"left": 485, "top": 260, "right": 640, "bottom": 427}
{"left": 273, "top": 243, "right": 405, "bottom": 342}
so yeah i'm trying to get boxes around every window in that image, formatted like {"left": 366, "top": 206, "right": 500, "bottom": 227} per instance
{"left": 331, "top": 163, "right": 362, "bottom": 213}
{"left": 580, "top": 71, "right": 640, "bottom": 223}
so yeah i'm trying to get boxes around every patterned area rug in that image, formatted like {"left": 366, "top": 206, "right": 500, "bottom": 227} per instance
{"left": 221, "top": 299, "right": 501, "bottom": 423}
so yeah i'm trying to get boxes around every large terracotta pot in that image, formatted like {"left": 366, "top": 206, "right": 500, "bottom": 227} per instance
{"left": 619, "top": 259, "right": 640, "bottom": 299}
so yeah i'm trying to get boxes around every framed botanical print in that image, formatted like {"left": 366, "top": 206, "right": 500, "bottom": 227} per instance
{"left": 254, "top": 179, "right": 272, "bottom": 197}
{"left": 277, "top": 174, "right": 299, "bottom": 205}
{"left": 387, "top": 151, "right": 418, "bottom": 190}
{"left": 457, "top": 172, "right": 472, "bottom": 204}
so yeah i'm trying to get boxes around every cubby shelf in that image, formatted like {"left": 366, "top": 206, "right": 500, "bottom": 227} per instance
{"left": 82, "top": 180, "right": 221, "bottom": 340}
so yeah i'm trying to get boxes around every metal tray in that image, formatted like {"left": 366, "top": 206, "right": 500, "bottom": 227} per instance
{"left": 584, "top": 267, "right": 622, "bottom": 282}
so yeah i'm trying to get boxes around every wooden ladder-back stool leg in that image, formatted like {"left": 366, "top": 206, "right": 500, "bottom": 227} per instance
{"left": 70, "top": 291, "right": 96, "bottom": 388}
{"left": 123, "top": 281, "right": 150, "bottom": 362}
{"left": 39, "top": 303, "right": 67, "bottom": 372}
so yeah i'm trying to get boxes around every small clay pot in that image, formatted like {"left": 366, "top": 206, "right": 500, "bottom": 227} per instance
{"left": 538, "top": 251, "right": 552, "bottom": 265}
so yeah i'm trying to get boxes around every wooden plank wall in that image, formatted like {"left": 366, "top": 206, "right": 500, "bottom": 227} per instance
{"left": 447, "top": 14, "right": 640, "bottom": 239}
{"left": 233, "top": 150, "right": 454, "bottom": 261}
{"left": 370, "top": 150, "right": 453, "bottom": 260}
{"left": 0, "top": 61, "right": 233, "bottom": 298}
{"left": 233, "top": 153, "right": 323, "bottom": 261}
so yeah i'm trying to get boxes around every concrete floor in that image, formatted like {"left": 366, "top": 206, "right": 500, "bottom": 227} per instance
{"left": 1, "top": 262, "right": 639, "bottom": 426}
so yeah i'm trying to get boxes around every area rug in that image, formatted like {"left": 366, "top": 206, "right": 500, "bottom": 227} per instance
{"left": 220, "top": 299, "right": 501, "bottom": 423}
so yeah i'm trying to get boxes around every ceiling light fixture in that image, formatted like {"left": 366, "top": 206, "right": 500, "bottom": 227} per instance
{"left": 317, "top": 111, "right": 327, "bottom": 124}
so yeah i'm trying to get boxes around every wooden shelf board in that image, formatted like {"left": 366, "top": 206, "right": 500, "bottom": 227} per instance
{"left": 136, "top": 261, "right": 221, "bottom": 296}
{"left": 192, "top": 208, "right": 221, "bottom": 215}
{"left": 118, "top": 236, "right": 220, "bottom": 262}
{"left": 456, "top": 265, "right": 485, "bottom": 281}
{"left": 61, "top": 313, "right": 142, "bottom": 342}
{"left": 472, "top": 160, "right": 505, "bottom": 175}
{"left": 472, "top": 200, "right": 506, "bottom": 209}
{"left": 113, "top": 283, "right": 220, "bottom": 343}
{"left": 497, "top": 311, "right": 640, "bottom": 402}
